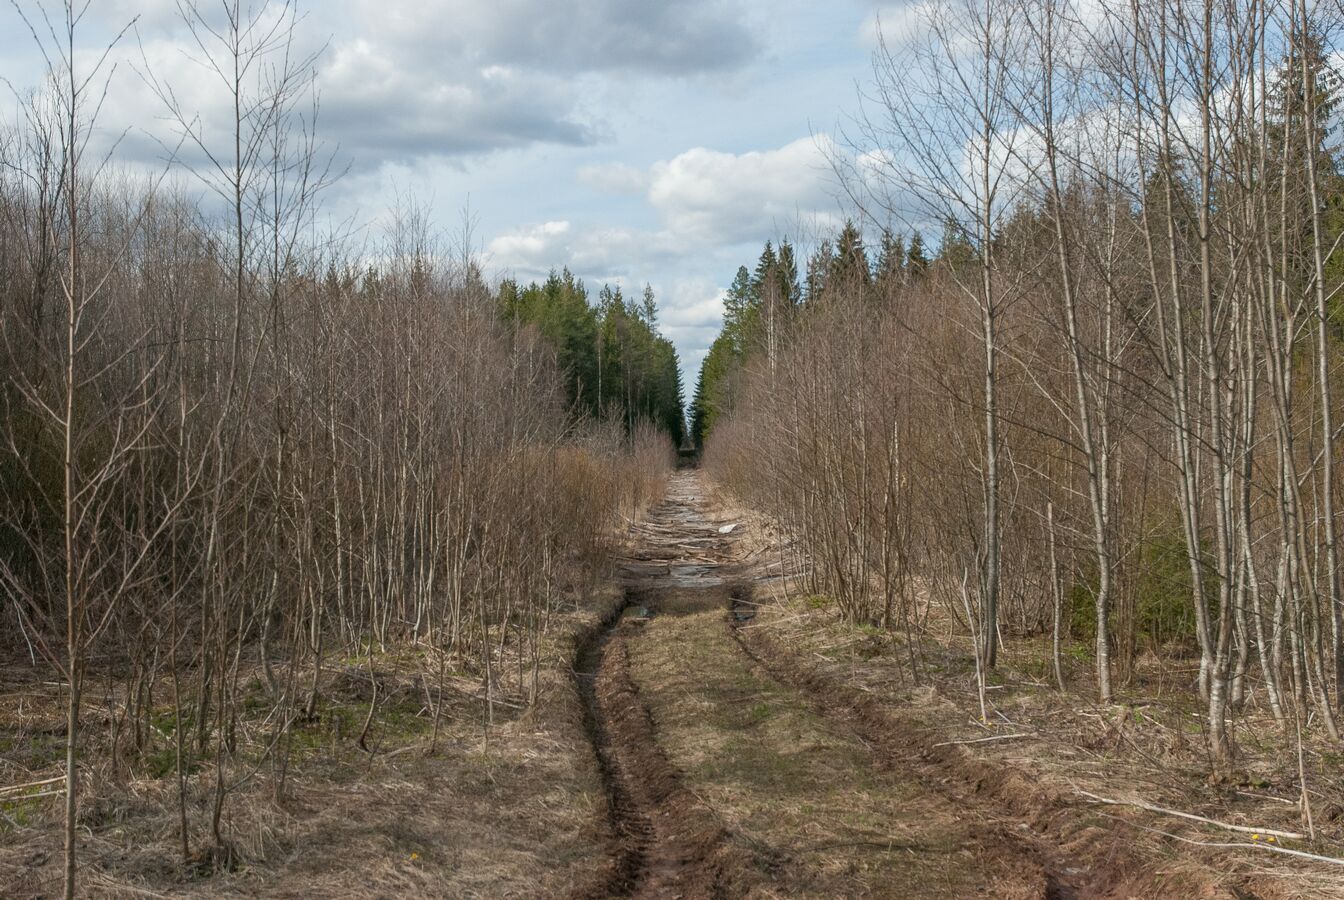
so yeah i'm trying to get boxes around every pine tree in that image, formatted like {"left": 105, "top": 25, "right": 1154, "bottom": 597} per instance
{"left": 641, "top": 283, "right": 658, "bottom": 327}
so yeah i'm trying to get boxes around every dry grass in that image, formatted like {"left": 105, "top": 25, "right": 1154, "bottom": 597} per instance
{"left": 627, "top": 585, "right": 1043, "bottom": 898}
{"left": 0, "top": 587, "right": 627, "bottom": 898}
{"left": 731, "top": 578, "right": 1344, "bottom": 894}
{"left": 699, "top": 481, "right": 1344, "bottom": 898}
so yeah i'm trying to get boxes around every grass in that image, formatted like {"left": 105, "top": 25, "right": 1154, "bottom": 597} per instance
{"left": 628, "top": 586, "right": 1011, "bottom": 898}
{"left": 0, "top": 586, "right": 627, "bottom": 898}
{"left": 0, "top": 733, "right": 64, "bottom": 770}
{"left": 741, "top": 584, "right": 1344, "bottom": 898}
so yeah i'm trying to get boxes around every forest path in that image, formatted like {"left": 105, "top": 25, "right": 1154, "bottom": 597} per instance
{"left": 573, "top": 470, "right": 1065, "bottom": 899}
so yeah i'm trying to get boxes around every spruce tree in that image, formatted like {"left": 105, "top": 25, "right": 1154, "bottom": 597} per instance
{"left": 806, "top": 240, "right": 834, "bottom": 302}
{"left": 777, "top": 240, "right": 802, "bottom": 306}
{"left": 874, "top": 229, "right": 906, "bottom": 296}
{"left": 830, "top": 220, "right": 872, "bottom": 295}
{"left": 905, "top": 231, "right": 929, "bottom": 278}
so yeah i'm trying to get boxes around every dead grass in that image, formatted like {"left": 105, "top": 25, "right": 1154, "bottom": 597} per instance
{"left": 628, "top": 585, "right": 1046, "bottom": 898}
{"left": 731, "top": 570, "right": 1344, "bottom": 897}
{"left": 701, "top": 480, "right": 1344, "bottom": 898}
{"left": 0, "top": 587, "right": 627, "bottom": 898}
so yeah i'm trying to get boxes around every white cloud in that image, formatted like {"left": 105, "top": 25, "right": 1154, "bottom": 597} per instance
{"left": 659, "top": 281, "right": 727, "bottom": 328}
{"left": 647, "top": 136, "right": 844, "bottom": 244}
{"left": 488, "top": 220, "right": 572, "bottom": 264}
{"left": 486, "top": 133, "right": 855, "bottom": 370}
{"left": 8, "top": 0, "right": 761, "bottom": 173}
{"left": 487, "top": 220, "right": 686, "bottom": 284}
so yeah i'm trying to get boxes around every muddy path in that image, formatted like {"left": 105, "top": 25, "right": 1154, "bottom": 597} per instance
{"left": 570, "top": 475, "right": 752, "bottom": 900}
{"left": 572, "top": 471, "right": 1108, "bottom": 898}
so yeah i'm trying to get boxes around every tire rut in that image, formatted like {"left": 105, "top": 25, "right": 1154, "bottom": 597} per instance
{"left": 570, "top": 479, "right": 753, "bottom": 900}
{"left": 724, "top": 585, "right": 1228, "bottom": 899}
{"left": 578, "top": 472, "right": 1114, "bottom": 899}
{"left": 725, "top": 590, "right": 1077, "bottom": 898}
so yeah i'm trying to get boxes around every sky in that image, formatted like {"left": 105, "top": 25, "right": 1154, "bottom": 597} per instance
{"left": 0, "top": 0, "right": 905, "bottom": 389}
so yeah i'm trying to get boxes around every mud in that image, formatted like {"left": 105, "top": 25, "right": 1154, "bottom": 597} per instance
{"left": 571, "top": 471, "right": 1225, "bottom": 899}
{"left": 569, "top": 479, "right": 752, "bottom": 900}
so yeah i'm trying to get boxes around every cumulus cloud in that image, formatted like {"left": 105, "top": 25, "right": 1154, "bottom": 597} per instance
{"left": 487, "top": 220, "right": 682, "bottom": 284}
{"left": 317, "top": 0, "right": 759, "bottom": 166}
{"left": 657, "top": 280, "right": 728, "bottom": 361}
{"left": 489, "top": 135, "right": 849, "bottom": 290}
{"left": 319, "top": 47, "right": 593, "bottom": 162}
{"left": 488, "top": 220, "right": 573, "bottom": 267}
{"left": 366, "top": 0, "right": 758, "bottom": 77}
{"left": 20, "top": 0, "right": 760, "bottom": 173}
{"left": 647, "top": 136, "right": 844, "bottom": 244}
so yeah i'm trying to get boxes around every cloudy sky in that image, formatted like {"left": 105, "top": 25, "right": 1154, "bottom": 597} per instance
{"left": 0, "top": 0, "right": 901, "bottom": 387}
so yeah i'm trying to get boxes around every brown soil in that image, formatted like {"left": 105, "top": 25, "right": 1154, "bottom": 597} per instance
{"left": 570, "top": 609, "right": 753, "bottom": 899}
{"left": 730, "top": 596, "right": 1194, "bottom": 898}
{"left": 568, "top": 480, "right": 757, "bottom": 899}
{"left": 704, "top": 474, "right": 1344, "bottom": 900}
{"left": 574, "top": 471, "right": 1060, "bottom": 898}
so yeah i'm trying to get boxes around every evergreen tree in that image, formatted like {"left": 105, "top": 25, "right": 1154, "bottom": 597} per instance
{"left": 753, "top": 241, "right": 779, "bottom": 292}
{"left": 777, "top": 239, "right": 802, "bottom": 306}
{"left": 906, "top": 231, "right": 929, "bottom": 278}
{"left": 874, "top": 229, "right": 906, "bottom": 296}
{"left": 806, "top": 240, "right": 834, "bottom": 302}
{"left": 640, "top": 283, "right": 658, "bottom": 327}
{"left": 830, "top": 220, "right": 872, "bottom": 293}
{"left": 723, "top": 266, "right": 755, "bottom": 351}
{"left": 496, "top": 274, "right": 683, "bottom": 442}
{"left": 936, "top": 218, "right": 977, "bottom": 270}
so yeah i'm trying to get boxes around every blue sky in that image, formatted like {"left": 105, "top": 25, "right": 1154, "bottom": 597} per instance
{"left": 0, "top": 0, "right": 901, "bottom": 388}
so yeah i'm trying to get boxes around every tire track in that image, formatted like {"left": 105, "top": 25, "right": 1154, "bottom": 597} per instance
{"left": 725, "top": 588, "right": 1074, "bottom": 898}
{"left": 724, "top": 585, "right": 1245, "bottom": 899}
{"left": 570, "top": 478, "right": 753, "bottom": 900}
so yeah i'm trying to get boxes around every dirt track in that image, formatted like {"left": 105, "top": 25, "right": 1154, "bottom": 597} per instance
{"left": 570, "top": 471, "right": 1129, "bottom": 899}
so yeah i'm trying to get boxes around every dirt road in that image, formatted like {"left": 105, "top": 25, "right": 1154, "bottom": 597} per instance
{"left": 571, "top": 471, "right": 1087, "bottom": 899}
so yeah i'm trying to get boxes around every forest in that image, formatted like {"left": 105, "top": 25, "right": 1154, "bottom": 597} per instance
{"left": 0, "top": 2, "right": 685, "bottom": 896}
{"left": 7, "top": 0, "right": 1344, "bottom": 896}
{"left": 697, "top": 0, "right": 1344, "bottom": 796}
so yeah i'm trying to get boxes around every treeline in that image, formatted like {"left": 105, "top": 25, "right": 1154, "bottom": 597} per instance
{"left": 691, "top": 223, "right": 915, "bottom": 444}
{"left": 500, "top": 272, "right": 685, "bottom": 444}
{"left": 702, "top": 0, "right": 1344, "bottom": 774}
{"left": 0, "top": 3, "right": 676, "bottom": 894}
